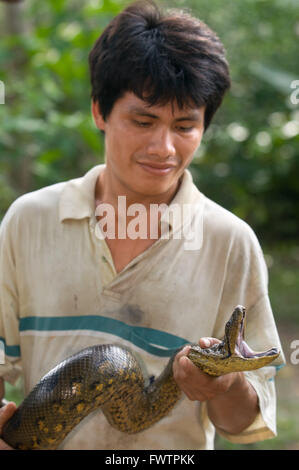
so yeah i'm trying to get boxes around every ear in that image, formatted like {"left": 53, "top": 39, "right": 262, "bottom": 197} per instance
{"left": 91, "top": 100, "right": 105, "bottom": 131}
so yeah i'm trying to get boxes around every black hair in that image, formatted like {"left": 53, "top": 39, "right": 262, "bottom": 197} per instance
{"left": 89, "top": 0, "right": 231, "bottom": 130}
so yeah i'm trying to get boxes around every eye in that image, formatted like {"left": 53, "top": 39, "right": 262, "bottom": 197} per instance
{"left": 177, "top": 126, "right": 194, "bottom": 133}
{"left": 133, "top": 120, "right": 152, "bottom": 128}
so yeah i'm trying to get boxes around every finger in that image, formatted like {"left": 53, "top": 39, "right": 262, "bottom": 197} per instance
{"left": 173, "top": 345, "right": 191, "bottom": 369}
{"left": 199, "top": 337, "right": 221, "bottom": 348}
{"left": 173, "top": 346, "right": 190, "bottom": 374}
{"left": 173, "top": 346, "right": 196, "bottom": 388}
{"left": 176, "top": 345, "right": 191, "bottom": 360}
{"left": 174, "top": 356, "right": 199, "bottom": 400}
{"left": 177, "top": 357, "right": 216, "bottom": 401}
{"left": 178, "top": 353, "right": 194, "bottom": 371}
{"left": 0, "top": 402, "right": 17, "bottom": 435}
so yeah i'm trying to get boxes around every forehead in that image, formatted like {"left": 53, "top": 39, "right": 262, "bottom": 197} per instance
{"left": 116, "top": 91, "right": 205, "bottom": 118}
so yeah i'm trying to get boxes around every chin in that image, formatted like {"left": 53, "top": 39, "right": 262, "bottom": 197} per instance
{"left": 135, "top": 183, "right": 175, "bottom": 198}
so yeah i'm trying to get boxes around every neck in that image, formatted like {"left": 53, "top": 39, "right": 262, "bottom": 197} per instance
{"left": 95, "top": 167, "right": 181, "bottom": 211}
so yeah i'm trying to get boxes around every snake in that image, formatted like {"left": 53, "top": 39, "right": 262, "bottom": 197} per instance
{"left": 1, "top": 305, "right": 279, "bottom": 450}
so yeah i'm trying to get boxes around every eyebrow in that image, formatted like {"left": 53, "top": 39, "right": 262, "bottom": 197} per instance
{"left": 128, "top": 106, "right": 201, "bottom": 122}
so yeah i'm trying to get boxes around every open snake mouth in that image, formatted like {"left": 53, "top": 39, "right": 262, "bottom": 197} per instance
{"left": 233, "top": 307, "right": 278, "bottom": 359}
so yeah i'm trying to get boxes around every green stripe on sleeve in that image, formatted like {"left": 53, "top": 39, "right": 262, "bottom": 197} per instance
{"left": 0, "top": 336, "right": 21, "bottom": 357}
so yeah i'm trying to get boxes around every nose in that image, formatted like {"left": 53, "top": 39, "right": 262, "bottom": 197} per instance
{"left": 147, "top": 126, "right": 176, "bottom": 159}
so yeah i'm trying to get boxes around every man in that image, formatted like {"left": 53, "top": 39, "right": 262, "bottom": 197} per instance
{"left": 0, "top": 0, "right": 284, "bottom": 450}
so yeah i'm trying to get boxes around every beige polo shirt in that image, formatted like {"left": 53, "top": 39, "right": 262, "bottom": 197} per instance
{"left": 0, "top": 164, "right": 285, "bottom": 449}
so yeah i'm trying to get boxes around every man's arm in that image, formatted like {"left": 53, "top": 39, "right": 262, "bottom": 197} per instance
{"left": 206, "top": 371, "right": 259, "bottom": 434}
{"left": 173, "top": 340, "right": 259, "bottom": 435}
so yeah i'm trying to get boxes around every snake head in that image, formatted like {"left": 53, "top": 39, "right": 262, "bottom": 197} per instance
{"left": 224, "top": 305, "right": 247, "bottom": 355}
{"left": 187, "top": 305, "right": 280, "bottom": 376}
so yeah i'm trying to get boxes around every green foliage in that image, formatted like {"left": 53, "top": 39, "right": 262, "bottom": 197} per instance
{"left": 266, "top": 244, "right": 299, "bottom": 323}
{"left": 183, "top": 0, "right": 299, "bottom": 242}
{"left": 0, "top": 0, "right": 118, "bottom": 214}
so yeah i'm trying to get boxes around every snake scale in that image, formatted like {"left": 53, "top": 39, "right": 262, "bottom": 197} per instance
{"left": 2, "top": 305, "right": 279, "bottom": 450}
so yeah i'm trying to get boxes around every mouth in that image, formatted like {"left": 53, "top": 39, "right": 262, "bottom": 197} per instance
{"left": 232, "top": 306, "right": 279, "bottom": 360}
{"left": 138, "top": 161, "right": 176, "bottom": 176}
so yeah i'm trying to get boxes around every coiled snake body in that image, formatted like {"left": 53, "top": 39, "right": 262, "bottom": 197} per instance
{"left": 2, "top": 306, "right": 279, "bottom": 450}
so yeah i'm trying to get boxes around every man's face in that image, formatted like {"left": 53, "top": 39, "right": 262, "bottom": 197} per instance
{"left": 92, "top": 92, "right": 205, "bottom": 200}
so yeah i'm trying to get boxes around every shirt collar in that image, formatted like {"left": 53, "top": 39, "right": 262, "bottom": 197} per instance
{"left": 59, "top": 164, "right": 104, "bottom": 222}
{"left": 59, "top": 164, "right": 203, "bottom": 230}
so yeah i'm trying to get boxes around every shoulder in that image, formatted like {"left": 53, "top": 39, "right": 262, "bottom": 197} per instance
{"left": 0, "top": 182, "right": 67, "bottom": 233}
{"left": 14, "top": 181, "right": 65, "bottom": 213}
{"left": 188, "top": 176, "right": 257, "bottom": 245}
{"left": 203, "top": 197, "right": 268, "bottom": 286}
{"left": 202, "top": 195, "right": 259, "bottom": 248}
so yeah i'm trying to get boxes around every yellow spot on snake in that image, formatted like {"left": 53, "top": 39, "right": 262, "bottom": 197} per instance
{"left": 53, "top": 404, "right": 65, "bottom": 415}
{"left": 54, "top": 424, "right": 63, "bottom": 433}
{"left": 38, "top": 420, "right": 49, "bottom": 433}
{"left": 46, "top": 438, "right": 56, "bottom": 445}
{"left": 108, "top": 378, "right": 113, "bottom": 384}
{"left": 32, "top": 437, "right": 40, "bottom": 449}
{"left": 76, "top": 403, "right": 85, "bottom": 413}
{"left": 95, "top": 384, "right": 103, "bottom": 392}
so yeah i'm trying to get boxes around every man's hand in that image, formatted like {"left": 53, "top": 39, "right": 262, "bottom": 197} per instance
{"left": 173, "top": 337, "right": 259, "bottom": 434}
{"left": 173, "top": 338, "right": 238, "bottom": 401}
{"left": 0, "top": 402, "right": 16, "bottom": 450}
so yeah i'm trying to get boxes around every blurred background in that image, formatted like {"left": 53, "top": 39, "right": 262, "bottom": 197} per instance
{"left": 0, "top": 0, "right": 298, "bottom": 449}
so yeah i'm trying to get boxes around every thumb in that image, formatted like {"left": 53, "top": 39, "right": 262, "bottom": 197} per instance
{"left": 199, "top": 337, "right": 222, "bottom": 349}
